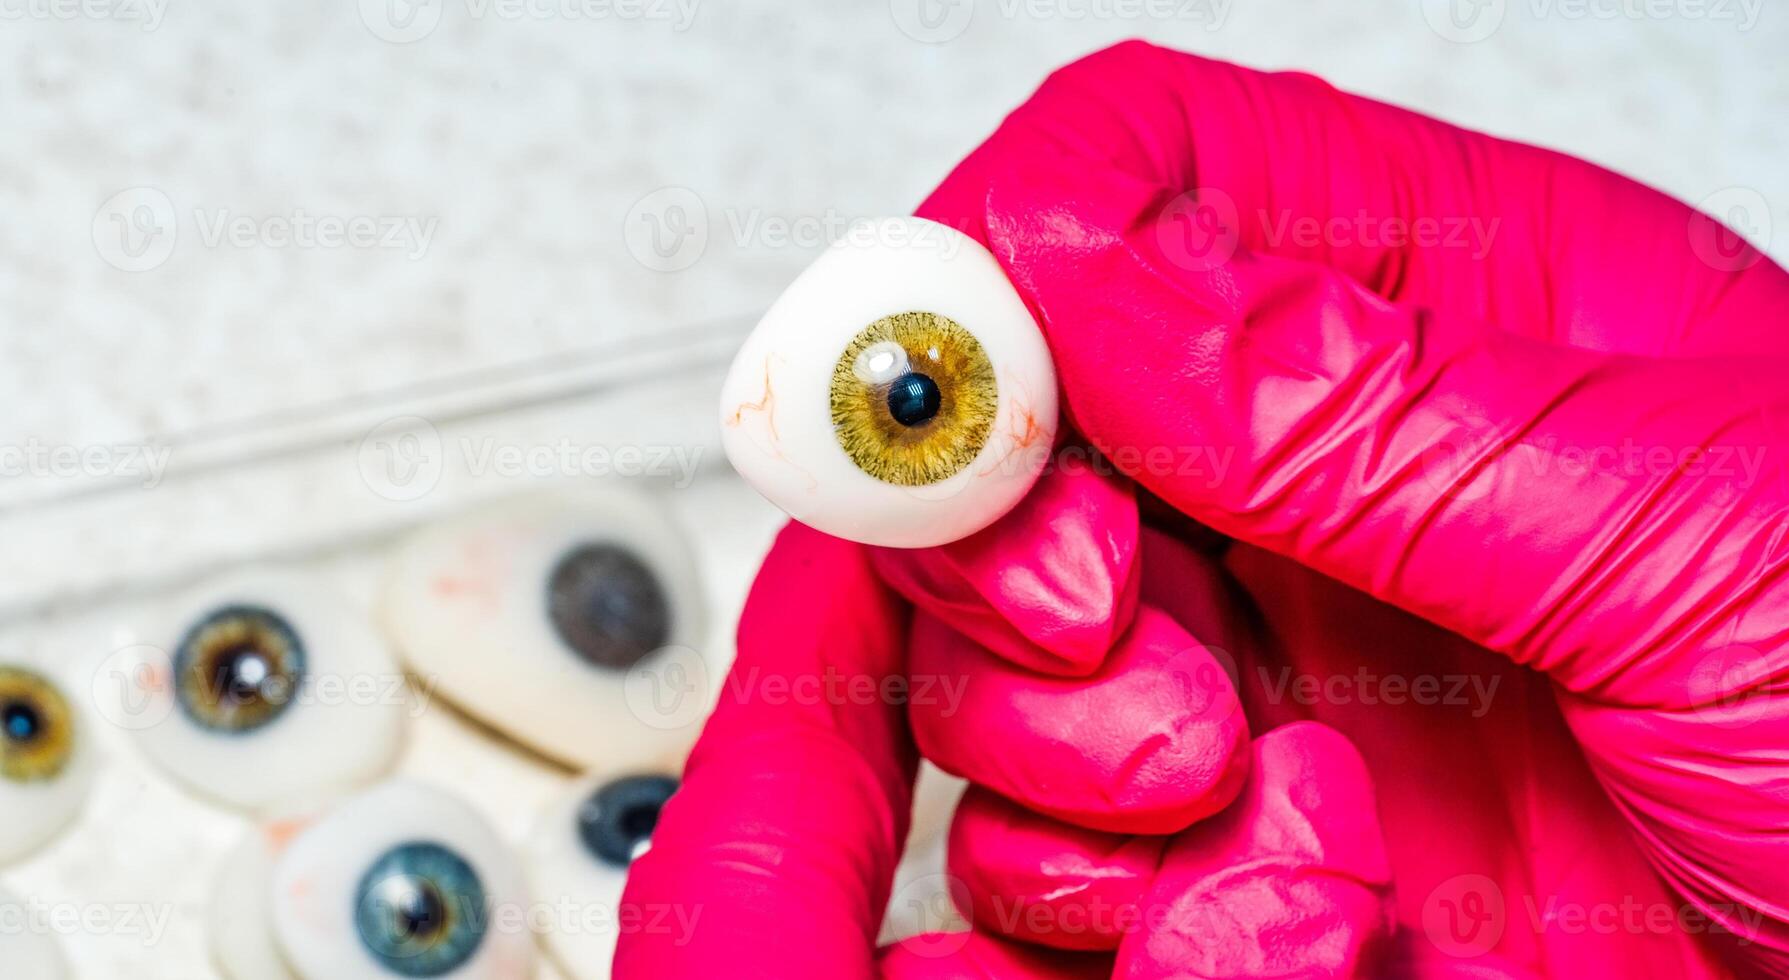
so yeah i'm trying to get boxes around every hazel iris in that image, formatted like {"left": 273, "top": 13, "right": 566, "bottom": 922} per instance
{"left": 829, "top": 311, "right": 998, "bottom": 486}
{"left": 0, "top": 667, "right": 75, "bottom": 783}
{"left": 173, "top": 605, "right": 306, "bottom": 733}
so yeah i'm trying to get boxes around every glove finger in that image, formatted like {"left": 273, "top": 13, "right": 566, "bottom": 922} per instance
{"left": 908, "top": 603, "right": 1249, "bottom": 836}
{"left": 948, "top": 785, "right": 1165, "bottom": 952}
{"left": 879, "top": 932, "right": 1115, "bottom": 980}
{"left": 920, "top": 41, "right": 1789, "bottom": 359}
{"left": 1116, "top": 722, "right": 1394, "bottom": 980}
{"left": 617, "top": 522, "right": 916, "bottom": 979}
{"left": 873, "top": 449, "right": 1141, "bottom": 677}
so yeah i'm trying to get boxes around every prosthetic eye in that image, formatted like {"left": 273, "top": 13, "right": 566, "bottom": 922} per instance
{"left": 111, "top": 569, "right": 406, "bottom": 810}
{"left": 0, "top": 665, "right": 96, "bottom": 864}
{"left": 524, "top": 772, "right": 679, "bottom": 980}
{"left": 719, "top": 216, "right": 1058, "bottom": 548}
{"left": 210, "top": 781, "right": 533, "bottom": 980}
{"left": 378, "top": 489, "right": 708, "bottom": 770}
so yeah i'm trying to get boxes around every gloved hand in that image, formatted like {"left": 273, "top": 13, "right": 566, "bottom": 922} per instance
{"left": 617, "top": 41, "right": 1789, "bottom": 979}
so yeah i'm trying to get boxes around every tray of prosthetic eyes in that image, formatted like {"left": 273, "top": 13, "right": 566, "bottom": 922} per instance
{"left": 0, "top": 321, "right": 965, "bottom": 980}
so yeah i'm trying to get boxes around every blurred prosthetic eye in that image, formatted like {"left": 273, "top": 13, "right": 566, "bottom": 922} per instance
{"left": 378, "top": 489, "right": 708, "bottom": 770}
{"left": 720, "top": 216, "right": 1058, "bottom": 548}
{"left": 525, "top": 772, "right": 678, "bottom": 980}
{"left": 111, "top": 570, "right": 405, "bottom": 810}
{"left": 211, "top": 781, "right": 533, "bottom": 980}
{"left": 0, "top": 884, "right": 67, "bottom": 979}
{"left": 0, "top": 666, "right": 95, "bottom": 864}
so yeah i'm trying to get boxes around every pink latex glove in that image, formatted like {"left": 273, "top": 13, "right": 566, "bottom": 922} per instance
{"left": 617, "top": 41, "right": 1789, "bottom": 979}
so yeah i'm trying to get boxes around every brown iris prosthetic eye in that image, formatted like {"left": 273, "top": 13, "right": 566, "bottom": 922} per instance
{"left": 720, "top": 217, "right": 1058, "bottom": 548}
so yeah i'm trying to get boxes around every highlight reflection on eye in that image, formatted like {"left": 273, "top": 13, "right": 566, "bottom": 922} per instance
{"left": 115, "top": 570, "right": 405, "bottom": 810}
{"left": 0, "top": 665, "right": 95, "bottom": 865}
{"left": 720, "top": 216, "right": 1058, "bottom": 549}
{"left": 379, "top": 489, "right": 708, "bottom": 770}
{"left": 525, "top": 773, "right": 678, "bottom": 980}
{"left": 211, "top": 781, "right": 533, "bottom": 980}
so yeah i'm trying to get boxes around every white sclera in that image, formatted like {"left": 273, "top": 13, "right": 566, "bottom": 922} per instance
{"left": 378, "top": 489, "right": 708, "bottom": 770}
{"left": 0, "top": 884, "right": 68, "bottom": 980}
{"left": 718, "top": 216, "right": 1059, "bottom": 549}
{"left": 266, "top": 781, "right": 534, "bottom": 980}
{"left": 0, "top": 666, "right": 97, "bottom": 866}
{"left": 116, "top": 569, "right": 405, "bottom": 811}
{"left": 522, "top": 769, "right": 649, "bottom": 980}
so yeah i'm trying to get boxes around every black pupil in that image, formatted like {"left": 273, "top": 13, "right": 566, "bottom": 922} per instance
{"left": 2, "top": 701, "right": 40, "bottom": 743}
{"left": 393, "top": 879, "right": 447, "bottom": 941}
{"left": 547, "top": 544, "right": 672, "bottom": 670}
{"left": 886, "top": 371, "right": 942, "bottom": 427}
{"left": 579, "top": 775, "right": 679, "bottom": 868}
{"left": 212, "top": 646, "right": 273, "bottom": 704}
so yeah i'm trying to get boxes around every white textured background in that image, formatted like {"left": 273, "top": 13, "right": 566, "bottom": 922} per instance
{"left": 0, "top": 1, "right": 1783, "bottom": 977}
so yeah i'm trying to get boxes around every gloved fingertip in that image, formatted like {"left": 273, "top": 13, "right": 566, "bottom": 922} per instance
{"left": 1115, "top": 722, "right": 1394, "bottom": 980}
{"left": 876, "top": 458, "right": 1140, "bottom": 677}
{"left": 910, "top": 605, "right": 1250, "bottom": 836}
{"left": 949, "top": 785, "right": 1165, "bottom": 951}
